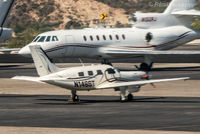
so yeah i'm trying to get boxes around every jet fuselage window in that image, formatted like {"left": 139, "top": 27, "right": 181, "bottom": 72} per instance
{"left": 122, "top": 34, "right": 126, "bottom": 40}
{"left": 116, "top": 35, "right": 119, "bottom": 40}
{"left": 103, "top": 35, "right": 106, "bottom": 40}
{"left": 46, "top": 36, "right": 51, "bottom": 42}
{"left": 83, "top": 36, "right": 87, "bottom": 41}
{"left": 88, "top": 71, "right": 93, "bottom": 76}
{"left": 38, "top": 36, "right": 46, "bottom": 42}
{"left": 52, "top": 36, "right": 59, "bottom": 41}
{"left": 96, "top": 35, "right": 100, "bottom": 41}
{"left": 109, "top": 35, "right": 112, "bottom": 40}
{"left": 90, "top": 36, "right": 93, "bottom": 41}
{"left": 97, "top": 70, "right": 103, "bottom": 75}
{"left": 33, "top": 36, "right": 40, "bottom": 42}
{"left": 78, "top": 72, "right": 84, "bottom": 77}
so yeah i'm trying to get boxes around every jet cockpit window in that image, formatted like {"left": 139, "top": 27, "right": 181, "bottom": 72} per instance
{"left": 33, "top": 36, "right": 40, "bottom": 42}
{"left": 46, "top": 36, "right": 51, "bottom": 42}
{"left": 78, "top": 72, "right": 84, "bottom": 77}
{"left": 88, "top": 71, "right": 93, "bottom": 76}
{"left": 97, "top": 70, "right": 103, "bottom": 75}
{"left": 107, "top": 68, "right": 116, "bottom": 74}
{"left": 52, "top": 36, "right": 59, "bottom": 41}
{"left": 38, "top": 36, "right": 46, "bottom": 42}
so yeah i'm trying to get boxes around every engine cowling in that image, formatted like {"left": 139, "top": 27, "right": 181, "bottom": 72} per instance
{"left": 144, "top": 26, "right": 193, "bottom": 48}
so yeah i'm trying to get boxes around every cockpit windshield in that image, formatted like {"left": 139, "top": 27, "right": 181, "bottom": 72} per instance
{"left": 32, "top": 35, "right": 59, "bottom": 43}
{"left": 33, "top": 36, "right": 40, "bottom": 42}
{"left": 38, "top": 36, "right": 46, "bottom": 42}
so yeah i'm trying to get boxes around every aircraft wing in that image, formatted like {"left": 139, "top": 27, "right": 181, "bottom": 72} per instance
{"left": 100, "top": 47, "right": 200, "bottom": 57}
{"left": 12, "top": 76, "right": 42, "bottom": 83}
{"left": 172, "top": 10, "right": 200, "bottom": 16}
{"left": 97, "top": 77, "right": 189, "bottom": 89}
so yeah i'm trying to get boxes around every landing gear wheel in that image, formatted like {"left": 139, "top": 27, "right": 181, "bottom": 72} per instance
{"left": 127, "top": 94, "right": 134, "bottom": 101}
{"left": 140, "top": 63, "right": 152, "bottom": 71}
{"left": 68, "top": 90, "right": 80, "bottom": 102}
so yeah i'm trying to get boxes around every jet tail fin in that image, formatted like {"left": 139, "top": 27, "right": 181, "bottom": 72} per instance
{"left": 164, "top": 0, "right": 196, "bottom": 14}
{"left": 29, "top": 45, "right": 59, "bottom": 77}
{"left": 0, "top": 0, "right": 15, "bottom": 27}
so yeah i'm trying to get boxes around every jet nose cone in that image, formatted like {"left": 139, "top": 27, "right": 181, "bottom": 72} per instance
{"left": 18, "top": 46, "right": 31, "bottom": 57}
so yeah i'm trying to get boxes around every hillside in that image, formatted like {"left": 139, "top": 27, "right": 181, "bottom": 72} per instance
{"left": 5, "top": 0, "right": 200, "bottom": 48}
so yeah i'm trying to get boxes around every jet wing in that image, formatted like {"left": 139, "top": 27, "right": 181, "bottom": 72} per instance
{"left": 100, "top": 47, "right": 200, "bottom": 57}
{"left": 97, "top": 77, "right": 189, "bottom": 89}
{"left": 172, "top": 10, "right": 200, "bottom": 16}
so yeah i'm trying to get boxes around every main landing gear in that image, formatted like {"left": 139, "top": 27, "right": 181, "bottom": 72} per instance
{"left": 68, "top": 90, "right": 80, "bottom": 102}
{"left": 120, "top": 89, "right": 134, "bottom": 102}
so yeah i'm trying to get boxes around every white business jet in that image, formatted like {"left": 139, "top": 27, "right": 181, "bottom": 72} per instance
{"left": 13, "top": 46, "right": 189, "bottom": 102}
{"left": 19, "top": 0, "right": 200, "bottom": 71}
{"left": 0, "top": 0, "right": 15, "bottom": 42}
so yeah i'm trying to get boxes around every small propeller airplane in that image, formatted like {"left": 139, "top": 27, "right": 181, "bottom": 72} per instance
{"left": 13, "top": 46, "right": 189, "bottom": 102}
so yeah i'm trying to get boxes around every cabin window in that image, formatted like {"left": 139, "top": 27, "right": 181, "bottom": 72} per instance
{"left": 116, "top": 35, "right": 119, "bottom": 40}
{"left": 88, "top": 71, "right": 93, "bottom": 76}
{"left": 107, "top": 68, "right": 115, "bottom": 74}
{"left": 78, "top": 72, "right": 84, "bottom": 77}
{"left": 109, "top": 35, "right": 112, "bottom": 40}
{"left": 83, "top": 36, "right": 87, "bottom": 41}
{"left": 97, "top": 70, "right": 103, "bottom": 75}
{"left": 103, "top": 35, "right": 106, "bottom": 40}
{"left": 46, "top": 36, "right": 51, "bottom": 42}
{"left": 90, "top": 36, "right": 93, "bottom": 41}
{"left": 52, "top": 36, "right": 58, "bottom": 41}
{"left": 38, "top": 36, "right": 46, "bottom": 42}
{"left": 33, "top": 36, "right": 40, "bottom": 42}
{"left": 96, "top": 35, "right": 100, "bottom": 41}
{"left": 122, "top": 34, "right": 126, "bottom": 40}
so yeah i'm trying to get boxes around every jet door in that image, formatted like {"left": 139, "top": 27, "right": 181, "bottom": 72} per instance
{"left": 64, "top": 35, "right": 75, "bottom": 56}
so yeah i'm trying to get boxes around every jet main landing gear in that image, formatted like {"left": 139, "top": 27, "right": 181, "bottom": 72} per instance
{"left": 140, "top": 63, "right": 153, "bottom": 71}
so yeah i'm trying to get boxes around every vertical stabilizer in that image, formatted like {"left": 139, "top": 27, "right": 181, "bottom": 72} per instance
{"left": 29, "top": 46, "right": 59, "bottom": 77}
{"left": 164, "top": 0, "right": 196, "bottom": 14}
{"left": 0, "top": 0, "right": 15, "bottom": 27}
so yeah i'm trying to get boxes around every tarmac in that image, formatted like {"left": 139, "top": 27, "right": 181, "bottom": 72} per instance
{"left": 0, "top": 43, "right": 200, "bottom": 134}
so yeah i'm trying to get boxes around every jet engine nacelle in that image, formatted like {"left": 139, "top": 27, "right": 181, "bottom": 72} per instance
{"left": 144, "top": 26, "right": 192, "bottom": 47}
{"left": 0, "top": 28, "right": 12, "bottom": 42}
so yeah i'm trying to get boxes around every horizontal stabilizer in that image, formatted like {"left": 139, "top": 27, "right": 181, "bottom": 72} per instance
{"left": 172, "top": 10, "right": 200, "bottom": 16}
{"left": 12, "top": 76, "right": 41, "bottom": 83}
{"left": 97, "top": 77, "right": 189, "bottom": 89}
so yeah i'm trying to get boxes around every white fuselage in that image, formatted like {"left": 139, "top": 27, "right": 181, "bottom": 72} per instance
{"left": 19, "top": 26, "right": 200, "bottom": 60}
{"left": 40, "top": 65, "right": 145, "bottom": 92}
